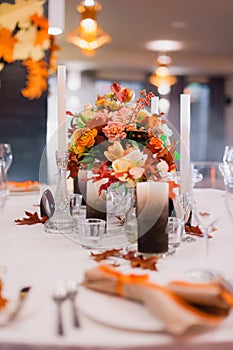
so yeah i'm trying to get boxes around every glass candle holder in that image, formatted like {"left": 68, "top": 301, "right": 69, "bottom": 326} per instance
{"left": 44, "top": 151, "right": 75, "bottom": 234}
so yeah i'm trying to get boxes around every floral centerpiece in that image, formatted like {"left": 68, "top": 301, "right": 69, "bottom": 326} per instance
{"left": 67, "top": 82, "right": 179, "bottom": 193}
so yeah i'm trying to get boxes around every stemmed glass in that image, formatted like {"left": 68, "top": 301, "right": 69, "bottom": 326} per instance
{"left": 186, "top": 162, "right": 225, "bottom": 282}
{"left": 163, "top": 171, "right": 203, "bottom": 243}
{"left": 222, "top": 145, "right": 233, "bottom": 164}
{"left": 219, "top": 145, "right": 233, "bottom": 221}
{"left": 0, "top": 144, "right": 13, "bottom": 174}
{"left": 0, "top": 144, "right": 13, "bottom": 196}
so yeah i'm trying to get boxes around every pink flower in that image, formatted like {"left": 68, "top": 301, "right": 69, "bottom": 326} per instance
{"left": 84, "top": 102, "right": 93, "bottom": 110}
{"left": 111, "top": 108, "right": 132, "bottom": 123}
{"left": 102, "top": 121, "right": 127, "bottom": 142}
{"left": 129, "top": 166, "right": 145, "bottom": 179}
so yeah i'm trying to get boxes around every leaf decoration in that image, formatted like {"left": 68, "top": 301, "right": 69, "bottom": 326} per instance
{"left": 30, "top": 13, "right": 48, "bottom": 30}
{"left": 0, "top": 27, "right": 18, "bottom": 62}
{"left": 0, "top": 280, "right": 8, "bottom": 311}
{"left": 90, "top": 249, "right": 158, "bottom": 271}
{"left": 15, "top": 211, "right": 48, "bottom": 225}
{"left": 30, "top": 14, "right": 49, "bottom": 46}
{"left": 21, "top": 59, "right": 49, "bottom": 99}
{"left": 48, "top": 35, "right": 60, "bottom": 75}
{"left": 122, "top": 251, "right": 158, "bottom": 271}
{"left": 185, "top": 224, "right": 213, "bottom": 238}
{"left": 91, "top": 249, "right": 121, "bottom": 262}
{"left": 0, "top": 0, "right": 45, "bottom": 31}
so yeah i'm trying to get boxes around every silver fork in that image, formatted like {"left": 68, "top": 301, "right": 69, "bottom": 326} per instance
{"left": 52, "top": 285, "right": 67, "bottom": 336}
{"left": 66, "top": 280, "right": 80, "bottom": 328}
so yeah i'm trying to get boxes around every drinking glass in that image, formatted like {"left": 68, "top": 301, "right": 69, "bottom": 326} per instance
{"left": 219, "top": 146, "right": 233, "bottom": 222}
{"left": 0, "top": 144, "right": 13, "bottom": 174}
{"left": 186, "top": 162, "right": 225, "bottom": 282}
{"left": 0, "top": 144, "right": 13, "bottom": 196}
{"left": 70, "top": 193, "right": 83, "bottom": 218}
{"left": 166, "top": 217, "right": 183, "bottom": 254}
{"left": 222, "top": 145, "right": 233, "bottom": 164}
{"left": 77, "top": 218, "right": 106, "bottom": 249}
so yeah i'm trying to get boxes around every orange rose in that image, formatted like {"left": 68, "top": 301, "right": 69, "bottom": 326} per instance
{"left": 69, "top": 128, "right": 97, "bottom": 155}
{"left": 149, "top": 137, "right": 163, "bottom": 149}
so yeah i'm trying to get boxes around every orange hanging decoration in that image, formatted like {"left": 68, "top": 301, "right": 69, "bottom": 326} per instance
{"left": 0, "top": 27, "right": 18, "bottom": 63}
{"left": 21, "top": 59, "right": 49, "bottom": 99}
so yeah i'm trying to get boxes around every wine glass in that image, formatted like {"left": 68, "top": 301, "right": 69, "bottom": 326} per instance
{"left": 219, "top": 147, "right": 233, "bottom": 222}
{"left": 186, "top": 161, "right": 225, "bottom": 282}
{"left": 222, "top": 145, "right": 233, "bottom": 164}
{"left": 0, "top": 144, "right": 13, "bottom": 174}
{"left": 162, "top": 170, "right": 203, "bottom": 243}
{"left": 0, "top": 144, "right": 13, "bottom": 195}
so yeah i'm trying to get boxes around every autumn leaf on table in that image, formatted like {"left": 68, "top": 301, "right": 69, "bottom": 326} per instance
{"left": 15, "top": 211, "right": 48, "bottom": 225}
{"left": 0, "top": 28, "right": 18, "bottom": 63}
{"left": 21, "top": 59, "right": 49, "bottom": 99}
{"left": 91, "top": 249, "right": 121, "bottom": 262}
{"left": 122, "top": 251, "right": 158, "bottom": 271}
{"left": 185, "top": 224, "right": 214, "bottom": 238}
{"left": 90, "top": 249, "right": 158, "bottom": 271}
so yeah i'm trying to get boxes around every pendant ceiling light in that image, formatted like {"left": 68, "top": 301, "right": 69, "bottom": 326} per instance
{"left": 149, "top": 54, "right": 177, "bottom": 95}
{"left": 66, "top": 0, "right": 111, "bottom": 57}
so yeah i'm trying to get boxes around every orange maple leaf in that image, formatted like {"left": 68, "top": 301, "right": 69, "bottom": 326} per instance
{"left": 30, "top": 14, "right": 49, "bottom": 30}
{"left": 48, "top": 35, "right": 60, "bottom": 75}
{"left": 0, "top": 28, "right": 17, "bottom": 63}
{"left": 21, "top": 59, "right": 49, "bottom": 99}
{"left": 30, "top": 14, "right": 49, "bottom": 46}
{"left": 34, "top": 29, "right": 49, "bottom": 46}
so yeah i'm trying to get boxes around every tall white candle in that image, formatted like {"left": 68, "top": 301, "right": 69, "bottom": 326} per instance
{"left": 57, "top": 65, "right": 67, "bottom": 153}
{"left": 151, "top": 96, "right": 159, "bottom": 114}
{"left": 180, "top": 94, "right": 191, "bottom": 193}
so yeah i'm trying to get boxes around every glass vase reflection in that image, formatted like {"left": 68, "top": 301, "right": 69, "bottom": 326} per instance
{"left": 44, "top": 151, "right": 75, "bottom": 234}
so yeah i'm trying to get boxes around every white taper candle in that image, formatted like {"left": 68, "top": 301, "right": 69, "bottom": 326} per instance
{"left": 180, "top": 94, "right": 191, "bottom": 193}
{"left": 151, "top": 96, "right": 159, "bottom": 114}
{"left": 57, "top": 65, "right": 67, "bottom": 153}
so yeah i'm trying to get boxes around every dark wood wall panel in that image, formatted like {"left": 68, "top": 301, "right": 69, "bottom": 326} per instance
{"left": 0, "top": 61, "right": 47, "bottom": 181}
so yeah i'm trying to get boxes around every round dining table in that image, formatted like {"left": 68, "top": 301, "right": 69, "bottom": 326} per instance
{"left": 1, "top": 190, "right": 233, "bottom": 350}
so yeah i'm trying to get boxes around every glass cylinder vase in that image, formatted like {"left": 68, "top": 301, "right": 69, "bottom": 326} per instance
{"left": 44, "top": 151, "right": 75, "bottom": 234}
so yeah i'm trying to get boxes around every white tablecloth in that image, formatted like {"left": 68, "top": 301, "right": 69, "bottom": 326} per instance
{"left": 1, "top": 191, "right": 233, "bottom": 350}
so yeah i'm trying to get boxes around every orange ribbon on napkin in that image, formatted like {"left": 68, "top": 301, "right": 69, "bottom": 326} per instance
{"left": 0, "top": 280, "right": 8, "bottom": 311}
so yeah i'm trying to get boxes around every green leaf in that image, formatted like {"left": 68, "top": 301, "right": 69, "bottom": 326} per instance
{"left": 111, "top": 183, "right": 121, "bottom": 190}
{"left": 129, "top": 139, "right": 140, "bottom": 148}
{"left": 160, "top": 134, "right": 167, "bottom": 142}
{"left": 87, "top": 163, "right": 95, "bottom": 170}
{"left": 174, "top": 150, "right": 180, "bottom": 160}
{"left": 80, "top": 157, "right": 94, "bottom": 163}
{"left": 77, "top": 121, "right": 85, "bottom": 128}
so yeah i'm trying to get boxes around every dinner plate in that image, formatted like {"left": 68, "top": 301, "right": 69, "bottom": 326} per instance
{"left": 77, "top": 287, "right": 164, "bottom": 332}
